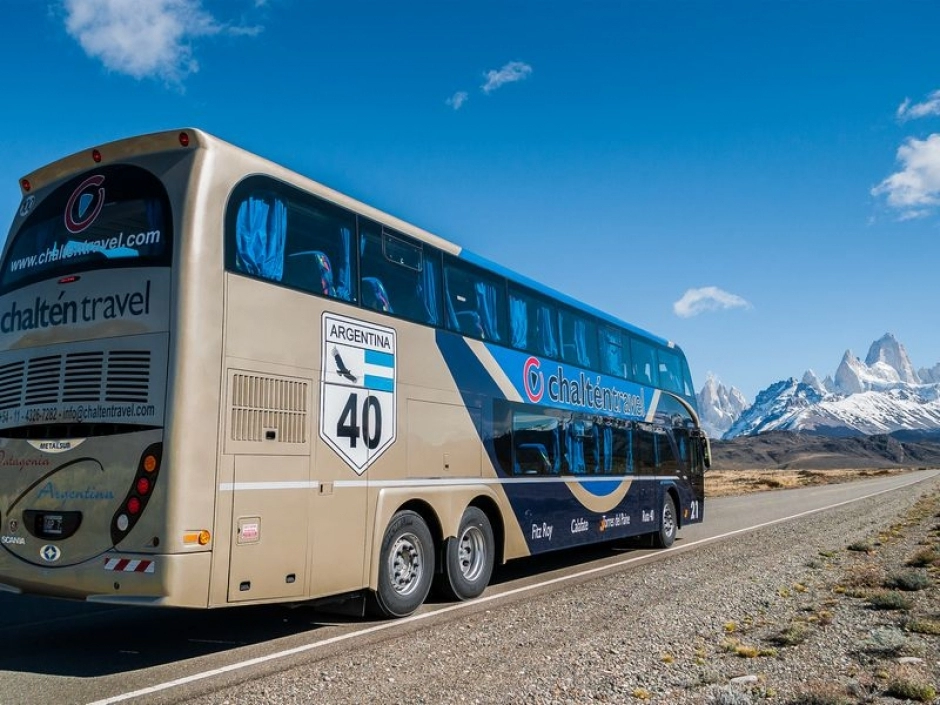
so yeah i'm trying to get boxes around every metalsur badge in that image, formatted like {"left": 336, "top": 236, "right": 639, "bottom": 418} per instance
{"left": 319, "top": 313, "right": 396, "bottom": 474}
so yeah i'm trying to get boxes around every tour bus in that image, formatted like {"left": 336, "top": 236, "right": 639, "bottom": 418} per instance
{"left": 0, "top": 129, "right": 708, "bottom": 618}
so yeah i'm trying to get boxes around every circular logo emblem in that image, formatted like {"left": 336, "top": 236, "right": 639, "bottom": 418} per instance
{"left": 64, "top": 174, "right": 106, "bottom": 234}
{"left": 19, "top": 195, "right": 35, "bottom": 217}
{"left": 522, "top": 356, "right": 544, "bottom": 403}
{"left": 40, "top": 544, "right": 61, "bottom": 562}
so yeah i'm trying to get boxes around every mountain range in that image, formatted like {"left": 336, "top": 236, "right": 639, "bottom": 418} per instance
{"left": 698, "top": 333, "right": 940, "bottom": 440}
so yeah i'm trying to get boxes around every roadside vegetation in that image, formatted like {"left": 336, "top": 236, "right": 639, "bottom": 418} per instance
{"left": 704, "top": 468, "right": 914, "bottom": 498}
{"left": 690, "top": 490, "right": 940, "bottom": 704}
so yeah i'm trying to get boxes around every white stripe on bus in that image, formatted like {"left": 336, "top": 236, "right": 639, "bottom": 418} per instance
{"left": 219, "top": 476, "right": 677, "bottom": 491}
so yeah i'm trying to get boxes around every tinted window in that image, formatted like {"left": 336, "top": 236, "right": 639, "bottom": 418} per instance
{"left": 599, "top": 325, "right": 626, "bottom": 377}
{"left": 359, "top": 221, "right": 441, "bottom": 325}
{"left": 2, "top": 165, "right": 172, "bottom": 292}
{"left": 630, "top": 337, "right": 659, "bottom": 387}
{"left": 657, "top": 348, "right": 684, "bottom": 394}
{"left": 559, "top": 309, "right": 597, "bottom": 368}
{"left": 226, "top": 176, "right": 357, "bottom": 302}
{"left": 508, "top": 286, "right": 559, "bottom": 358}
{"left": 443, "top": 258, "right": 506, "bottom": 342}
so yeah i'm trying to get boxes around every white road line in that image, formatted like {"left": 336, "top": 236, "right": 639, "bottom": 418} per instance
{"left": 86, "top": 473, "right": 932, "bottom": 705}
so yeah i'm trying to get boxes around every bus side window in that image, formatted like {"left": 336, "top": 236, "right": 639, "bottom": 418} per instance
{"left": 282, "top": 196, "right": 356, "bottom": 301}
{"left": 443, "top": 258, "right": 506, "bottom": 342}
{"left": 359, "top": 222, "right": 442, "bottom": 324}
{"left": 599, "top": 325, "right": 623, "bottom": 377}
{"left": 234, "top": 193, "right": 287, "bottom": 282}
{"left": 630, "top": 337, "right": 659, "bottom": 387}
{"left": 656, "top": 348, "right": 684, "bottom": 394}
{"left": 635, "top": 423, "right": 656, "bottom": 475}
{"left": 559, "top": 309, "right": 597, "bottom": 369}
{"left": 512, "top": 411, "right": 561, "bottom": 475}
{"left": 611, "top": 425, "right": 634, "bottom": 475}
{"left": 508, "top": 286, "right": 558, "bottom": 358}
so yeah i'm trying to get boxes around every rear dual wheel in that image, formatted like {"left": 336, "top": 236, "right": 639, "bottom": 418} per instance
{"left": 370, "top": 510, "right": 435, "bottom": 618}
{"left": 437, "top": 506, "right": 495, "bottom": 602}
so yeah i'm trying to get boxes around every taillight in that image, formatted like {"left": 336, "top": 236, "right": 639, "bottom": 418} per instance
{"left": 92, "top": 148, "right": 102, "bottom": 163}
{"left": 179, "top": 131, "right": 190, "bottom": 147}
{"left": 110, "top": 442, "right": 162, "bottom": 546}
{"left": 21, "top": 178, "right": 31, "bottom": 192}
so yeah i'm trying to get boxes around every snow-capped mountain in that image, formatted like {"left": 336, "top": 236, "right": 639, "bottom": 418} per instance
{"left": 721, "top": 333, "right": 940, "bottom": 438}
{"left": 696, "top": 374, "right": 749, "bottom": 438}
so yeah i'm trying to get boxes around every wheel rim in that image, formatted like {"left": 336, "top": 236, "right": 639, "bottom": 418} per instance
{"left": 663, "top": 502, "right": 676, "bottom": 539}
{"left": 456, "top": 525, "right": 486, "bottom": 582}
{"left": 389, "top": 532, "right": 425, "bottom": 597}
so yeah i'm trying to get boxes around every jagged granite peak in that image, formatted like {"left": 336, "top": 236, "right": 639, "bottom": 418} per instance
{"left": 696, "top": 373, "right": 748, "bottom": 439}
{"left": 724, "top": 377, "right": 825, "bottom": 438}
{"left": 802, "top": 369, "right": 828, "bottom": 395}
{"left": 921, "top": 363, "right": 940, "bottom": 384}
{"left": 721, "top": 334, "right": 940, "bottom": 439}
{"left": 865, "top": 333, "right": 920, "bottom": 384}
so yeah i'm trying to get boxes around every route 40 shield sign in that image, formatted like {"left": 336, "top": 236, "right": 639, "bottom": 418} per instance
{"left": 320, "top": 313, "right": 397, "bottom": 474}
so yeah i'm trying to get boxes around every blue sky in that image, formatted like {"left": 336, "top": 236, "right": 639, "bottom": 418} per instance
{"left": 1, "top": 0, "right": 939, "bottom": 401}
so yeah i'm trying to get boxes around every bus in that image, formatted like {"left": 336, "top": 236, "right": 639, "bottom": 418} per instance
{"left": 0, "top": 129, "right": 709, "bottom": 618}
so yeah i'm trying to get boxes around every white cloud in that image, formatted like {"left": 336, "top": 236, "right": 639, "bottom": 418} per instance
{"left": 673, "top": 287, "right": 751, "bottom": 318}
{"left": 446, "top": 91, "right": 469, "bottom": 110}
{"left": 481, "top": 61, "right": 532, "bottom": 94}
{"left": 872, "top": 133, "right": 940, "bottom": 219}
{"left": 63, "top": 0, "right": 260, "bottom": 84}
{"left": 896, "top": 90, "right": 940, "bottom": 122}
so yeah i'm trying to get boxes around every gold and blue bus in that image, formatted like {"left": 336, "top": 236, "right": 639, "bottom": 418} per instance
{"left": 0, "top": 129, "right": 708, "bottom": 617}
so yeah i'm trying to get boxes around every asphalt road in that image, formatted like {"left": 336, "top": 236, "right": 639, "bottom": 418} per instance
{"left": 1, "top": 469, "right": 935, "bottom": 705}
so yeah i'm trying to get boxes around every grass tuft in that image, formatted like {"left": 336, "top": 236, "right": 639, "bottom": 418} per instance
{"left": 884, "top": 570, "right": 931, "bottom": 591}
{"left": 867, "top": 591, "right": 914, "bottom": 611}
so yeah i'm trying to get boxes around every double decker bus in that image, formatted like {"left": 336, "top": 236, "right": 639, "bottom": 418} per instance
{"left": 0, "top": 129, "right": 708, "bottom": 617}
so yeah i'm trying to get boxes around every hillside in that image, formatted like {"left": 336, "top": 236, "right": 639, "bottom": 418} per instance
{"left": 710, "top": 429, "right": 940, "bottom": 471}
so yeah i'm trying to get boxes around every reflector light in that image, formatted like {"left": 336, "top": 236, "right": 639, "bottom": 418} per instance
{"left": 127, "top": 497, "right": 141, "bottom": 515}
{"left": 143, "top": 455, "right": 158, "bottom": 473}
{"left": 21, "top": 179, "right": 31, "bottom": 192}
{"left": 58, "top": 275, "right": 80, "bottom": 284}
{"left": 136, "top": 477, "right": 151, "bottom": 495}
{"left": 198, "top": 530, "right": 211, "bottom": 546}
{"left": 117, "top": 514, "right": 129, "bottom": 531}
{"left": 92, "top": 149, "right": 102, "bottom": 163}
{"left": 179, "top": 131, "right": 190, "bottom": 147}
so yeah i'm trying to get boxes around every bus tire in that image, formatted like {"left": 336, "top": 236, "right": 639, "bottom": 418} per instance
{"left": 437, "top": 506, "right": 494, "bottom": 601}
{"left": 369, "top": 510, "right": 435, "bottom": 618}
{"left": 652, "top": 494, "right": 677, "bottom": 549}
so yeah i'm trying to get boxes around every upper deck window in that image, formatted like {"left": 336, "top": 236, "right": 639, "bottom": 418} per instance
{"left": 226, "top": 176, "right": 357, "bottom": 302}
{"left": 1, "top": 165, "right": 172, "bottom": 293}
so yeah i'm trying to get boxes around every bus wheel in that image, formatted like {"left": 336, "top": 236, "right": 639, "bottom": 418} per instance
{"left": 438, "top": 506, "right": 494, "bottom": 601}
{"left": 652, "top": 495, "right": 677, "bottom": 549}
{"left": 370, "top": 510, "right": 435, "bottom": 618}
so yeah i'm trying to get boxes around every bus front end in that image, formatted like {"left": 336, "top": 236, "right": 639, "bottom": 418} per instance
{"left": 0, "top": 134, "right": 205, "bottom": 605}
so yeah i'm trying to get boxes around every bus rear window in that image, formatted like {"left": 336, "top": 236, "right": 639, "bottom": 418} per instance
{"left": 1, "top": 164, "right": 172, "bottom": 292}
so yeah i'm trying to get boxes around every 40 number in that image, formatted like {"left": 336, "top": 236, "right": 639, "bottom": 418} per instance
{"left": 337, "top": 393, "right": 382, "bottom": 450}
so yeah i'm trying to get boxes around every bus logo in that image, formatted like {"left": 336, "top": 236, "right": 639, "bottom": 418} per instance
{"left": 64, "top": 174, "right": 106, "bottom": 234}
{"left": 523, "top": 356, "right": 544, "bottom": 403}
{"left": 320, "top": 313, "right": 397, "bottom": 474}
{"left": 40, "top": 544, "right": 61, "bottom": 562}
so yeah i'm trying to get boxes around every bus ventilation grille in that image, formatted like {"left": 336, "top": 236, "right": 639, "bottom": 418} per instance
{"left": 0, "top": 350, "right": 151, "bottom": 410}
{"left": 231, "top": 374, "right": 307, "bottom": 444}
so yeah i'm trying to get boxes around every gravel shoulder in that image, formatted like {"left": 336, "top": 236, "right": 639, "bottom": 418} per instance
{"left": 184, "top": 474, "right": 940, "bottom": 705}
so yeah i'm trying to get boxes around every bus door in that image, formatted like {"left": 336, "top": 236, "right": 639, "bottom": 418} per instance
{"left": 226, "top": 372, "right": 311, "bottom": 603}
